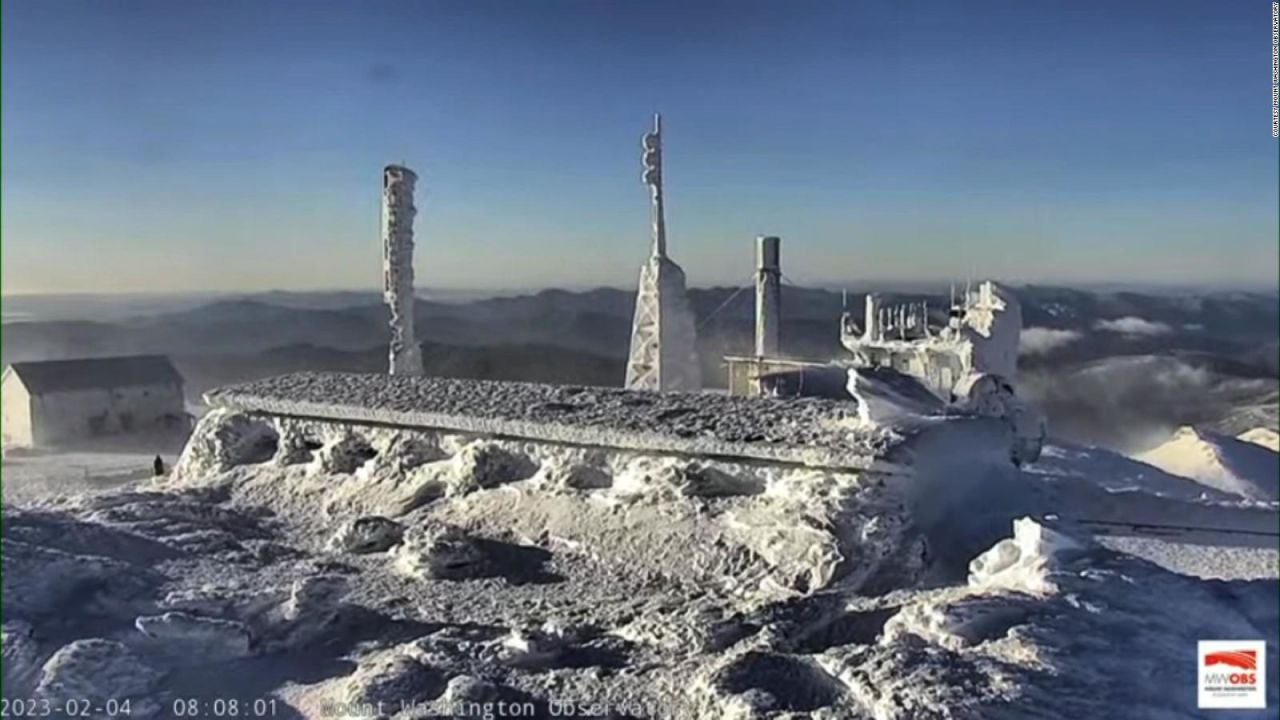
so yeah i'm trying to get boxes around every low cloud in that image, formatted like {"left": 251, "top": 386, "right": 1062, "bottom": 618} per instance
{"left": 1019, "top": 327, "right": 1084, "bottom": 356}
{"left": 1019, "top": 355, "right": 1274, "bottom": 452}
{"left": 1093, "top": 316, "right": 1173, "bottom": 336}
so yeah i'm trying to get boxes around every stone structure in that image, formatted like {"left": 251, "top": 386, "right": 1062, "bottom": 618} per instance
{"left": 198, "top": 372, "right": 890, "bottom": 471}
{"left": 382, "top": 164, "right": 424, "bottom": 376}
{"left": 1, "top": 355, "right": 187, "bottom": 448}
{"left": 624, "top": 115, "right": 701, "bottom": 392}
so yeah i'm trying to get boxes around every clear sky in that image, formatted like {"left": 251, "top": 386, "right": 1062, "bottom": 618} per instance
{"left": 2, "top": 0, "right": 1276, "bottom": 295}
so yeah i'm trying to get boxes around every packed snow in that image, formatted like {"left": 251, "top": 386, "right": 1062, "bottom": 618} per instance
{"left": 1, "top": 375, "right": 1276, "bottom": 719}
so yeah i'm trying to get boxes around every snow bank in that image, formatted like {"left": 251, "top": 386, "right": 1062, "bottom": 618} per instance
{"left": 1137, "top": 426, "right": 1279, "bottom": 501}
{"left": 1238, "top": 427, "right": 1280, "bottom": 452}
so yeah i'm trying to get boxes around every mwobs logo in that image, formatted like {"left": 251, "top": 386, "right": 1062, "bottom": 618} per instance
{"left": 1205, "top": 650, "right": 1258, "bottom": 671}
{"left": 1198, "top": 640, "right": 1267, "bottom": 709}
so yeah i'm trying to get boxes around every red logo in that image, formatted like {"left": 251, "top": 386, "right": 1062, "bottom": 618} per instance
{"left": 1205, "top": 650, "right": 1258, "bottom": 670}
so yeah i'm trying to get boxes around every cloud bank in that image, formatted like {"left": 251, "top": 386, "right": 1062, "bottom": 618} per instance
{"left": 1019, "top": 327, "right": 1084, "bottom": 356}
{"left": 1093, "top": 316, "right": 1173, "bottom": 336}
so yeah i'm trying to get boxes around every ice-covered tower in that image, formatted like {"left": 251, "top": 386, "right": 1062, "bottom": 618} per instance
{"left": 382, "top": 164, "right": 424, "bottom": 376}
{"left": 624, "top": 114, "right": 701, "bottom": 392}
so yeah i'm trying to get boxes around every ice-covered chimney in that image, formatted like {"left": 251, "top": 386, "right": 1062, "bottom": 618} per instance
{"left": 754, "top": 235, "right": 781, "bottom": 357}
{"left": 382, "top": 164, "right": 424, "bottom": 376}
{"left": 864, "top": 293, "right": 880, "bottom": 341}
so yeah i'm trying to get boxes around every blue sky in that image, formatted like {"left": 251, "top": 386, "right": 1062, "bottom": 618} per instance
{"left": 2, "top": 0, "right": 1276, "bottom": 294}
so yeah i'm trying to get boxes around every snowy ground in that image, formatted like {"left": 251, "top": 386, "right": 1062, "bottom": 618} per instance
{"left": 1, "top": 451, "right": 174, "bottom": 506}
{"left": 2, "top": 381, "right": 1277, "bottom": 719}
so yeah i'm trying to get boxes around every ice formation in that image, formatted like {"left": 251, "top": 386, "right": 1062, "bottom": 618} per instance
{"left": 842, "top": 281, "right": 1024, "bottom": 398}
{"left": 836, "top": 281, "right": 1046, "bottom": 467}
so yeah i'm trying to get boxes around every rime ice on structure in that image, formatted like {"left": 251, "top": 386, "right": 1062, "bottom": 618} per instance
{"left": 842, "top": 280, "right": 1021, "bottom": 399}
{"left": 382, "top": 164, "right": 424, "bottom": 376}
{"left": 842, "top": 280, "right": 1045, "bottom": 464}
{"left": 625, "top": 114, "right": 701, "bottom": 392}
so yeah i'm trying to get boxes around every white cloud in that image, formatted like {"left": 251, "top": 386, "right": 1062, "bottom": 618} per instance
{"left": 1093, "top": 316, "right": 1173, "bottom": 336}
{"left": 1019, "top": 327, "right": 1084, "bottom": 355}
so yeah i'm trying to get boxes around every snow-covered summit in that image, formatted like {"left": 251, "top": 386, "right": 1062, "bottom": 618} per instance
{"left": 1238, "top": 427, "right": 1280, "bottom": 452}
{"left": 3, "top": 372, "right": 1276, "bottom": 718}
{"left": 1137, "top": 426, "right": 1280, "bottom": 502}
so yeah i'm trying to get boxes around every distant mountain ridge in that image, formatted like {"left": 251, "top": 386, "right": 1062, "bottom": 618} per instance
{"left": 3, "top": 285, "right": 1276, "bottom": 452}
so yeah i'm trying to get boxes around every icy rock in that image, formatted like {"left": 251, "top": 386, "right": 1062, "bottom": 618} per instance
{"left": 2, "top": 620, "right": 42, "bottom": 695}
{"left": 375, "top": 434, "right": 447, "bottom": 473}
{"left": 618, "top": 609, "right": 753, "bottom": 655}
{"left": 34, "top": 639, "right": 164, "bottom": 707}
{"left": 968, "top": 517, "right": 1087, "bottom": 594}
{"left": 311, "top": 433, "right": 379, "bottom": 475}
{"left": 134, "top": 611, "right": 253, "bottom": 660}
{"left": 442, "top": 674, "right": 501, "bottom": 706}
{"left": 497, "top": 621, "right": 571, "bottom": 667}
{"left": 446, "top": 442, "right": 537, "bottom": 496}
{"left": 284, "top": 575, "right": 350, "bottom": 621}
{"left": 160, "top": 584, "right": 259, "bottom": 618}
{"left": 394, "top": 525, "right": 489, "bottom": 580}
{"left": 261, "top": 575, "right": 351, "bottom": 650}
{"left": 274, "top": 430, "right": 324, "bottom": 465}
{"left": 174, "top": 409, "right": 278, "bottom": 479}
{"left": 340, "top": 650, "right": 444, "bottom": 709}
{"left": 329, "top": 516, "right": 405, "bottom": 554}
{"left": 540, "top": 462, "right": 612, "bottom": 491}
{"left": 818, "top": 640, "right": 1025, "bottom": 719}
{"left": 702, "top": 651, "right": 844, "bottom": 717}
{"left": 1, "top": 538, "right": 158, "bottom": 619}
{"left": 716, "top": 688, "right": 778, "bottom": 719}
{"left": 676, "top": 463, "right": 764, "bottom": 498}
{"left": 882, "top": 594, "right": 1035, "bottom": 651}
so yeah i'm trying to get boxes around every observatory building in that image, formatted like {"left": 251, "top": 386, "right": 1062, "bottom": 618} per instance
{"left": 840, "top": 280, "right": 1022, "bottom": 401}
{"left": 1, "top": 355, "right": 187, "bottom": 449}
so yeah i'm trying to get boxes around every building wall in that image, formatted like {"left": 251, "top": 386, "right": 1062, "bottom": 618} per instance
{"left": 1, "top": 373, "right": 34, "bottom": 448}
{"left": 859, "top": 346, "right": 970, "bottom": 401}
{"left": 30, "top": 382, "right": 185, "bottom": 447}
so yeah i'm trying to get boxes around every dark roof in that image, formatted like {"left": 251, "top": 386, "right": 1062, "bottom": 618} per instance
{"left": 5, "top": 355, "right": 183, "bottom": 395}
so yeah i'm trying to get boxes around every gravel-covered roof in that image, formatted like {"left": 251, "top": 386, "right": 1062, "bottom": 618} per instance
{"left": 204, "top": 372, "right": 907, "bottom": 469}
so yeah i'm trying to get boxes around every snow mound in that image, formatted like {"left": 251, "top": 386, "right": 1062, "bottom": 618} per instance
{"left": 35, "top": 639, "right": 164, "bottom": 712}
{"left": 1238, "top": 427, "right": 1280, "bottom": 452}
{"left": 1137, "top": 426, "right": 1280, "bottom": 501}
{"left": 966, "top": 516, "right": 1087, "bottom": 594}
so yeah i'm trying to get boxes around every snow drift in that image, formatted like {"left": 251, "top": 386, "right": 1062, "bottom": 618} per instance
{"left": 1137, "top": 426, "right": 1280, "bottom": 502}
